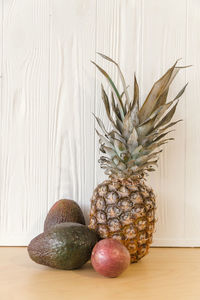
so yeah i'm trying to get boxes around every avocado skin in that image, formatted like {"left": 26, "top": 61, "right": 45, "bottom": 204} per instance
{"left": 28, "top": 223, "right": 99, "bottom": 270}
{"left": 44, "top": 199, "right": 85, "bottom": 232}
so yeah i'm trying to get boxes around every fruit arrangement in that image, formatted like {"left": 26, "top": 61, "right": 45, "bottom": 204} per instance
{"left": 28, "top": 54, "right": 188, "bottom": 277}
{"left": 28, "top": 198, "right": 130, "bottom": 277}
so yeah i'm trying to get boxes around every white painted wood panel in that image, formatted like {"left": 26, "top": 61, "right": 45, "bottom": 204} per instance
{"left": 0, "top": 0, "right": 50, "bottom": 244}
{"left": 185, "top": 0, "right": 200, "bottom": 243}
{"left": 0, "top": 0, "right": 199, "bottom": 246}
{"left": 141, "top": 0, "right": 187, "bottom": 246}
{"left": 49, "top": 0, "right": 97, "bottom": 224}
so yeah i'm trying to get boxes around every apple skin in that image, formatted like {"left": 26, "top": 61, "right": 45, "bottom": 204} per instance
{"left": 91, "top": 238, "right": 130, "bottom": 278}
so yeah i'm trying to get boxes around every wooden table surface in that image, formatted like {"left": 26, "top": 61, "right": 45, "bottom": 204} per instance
{"left": 0, "top": 247, "right": 200, "bottom": 300}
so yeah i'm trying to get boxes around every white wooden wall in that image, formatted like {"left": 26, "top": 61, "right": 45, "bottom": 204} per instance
{"left": 0, "top": 0, "right": 199, "bottom": 246}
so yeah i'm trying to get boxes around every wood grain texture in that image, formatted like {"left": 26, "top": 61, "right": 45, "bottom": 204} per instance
{"left": 49, "top": 0, "right": 96, "bottom": 223}
{"left": 141, "top": 0, "right": 188, "bottom": 246}
{"left": 1, "top": 247, "right": 200, "bottom": 300}
{"left": 185, "top": 0, "right": 200, "bottom": 242}
{"left": 0, "top": 0, "right": 199, "bottom": 246}
{"left": 0, "top": 0, "right": 50, "bottom": 244}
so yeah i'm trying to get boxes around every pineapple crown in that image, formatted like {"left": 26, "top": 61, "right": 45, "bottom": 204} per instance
{"left": 92, "top": 53, "right": 189, "bottom": 179}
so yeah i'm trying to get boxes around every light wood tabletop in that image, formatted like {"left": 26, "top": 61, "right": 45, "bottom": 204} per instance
{"left": 0, "top": 247, "right": 200, "bottom": 300}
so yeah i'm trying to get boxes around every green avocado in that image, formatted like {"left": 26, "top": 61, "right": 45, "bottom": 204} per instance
{"left": 44, "top": 199, "right": 85, "bottom": 232}
{"left": 28, "top": 223, "right": 99, "bottom": 270}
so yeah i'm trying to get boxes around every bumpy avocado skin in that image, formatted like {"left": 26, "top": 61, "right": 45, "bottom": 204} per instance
{"left": 44, "top": 199, "right": 85, "bottom": 232}
{"left": 28, "top": 223, "right": 99, "bottom": 270}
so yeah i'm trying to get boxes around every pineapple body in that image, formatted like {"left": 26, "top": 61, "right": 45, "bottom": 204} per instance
{"left": 89, "top": 178, "right": 156, "bottom": 263}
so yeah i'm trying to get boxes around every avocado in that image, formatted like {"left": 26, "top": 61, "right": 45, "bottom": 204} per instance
{"left": 44, "top": 199, "right": 85, "bottom": 232}
{"left": 28, "top": 222, "right": 99, "bottom": 270}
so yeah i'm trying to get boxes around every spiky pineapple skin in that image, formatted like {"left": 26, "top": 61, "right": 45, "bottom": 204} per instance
{"left": 89, "top": 178, "right": 156, "bottom": 263}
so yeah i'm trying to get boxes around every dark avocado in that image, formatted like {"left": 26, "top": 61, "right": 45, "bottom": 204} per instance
{"left": 28, "top": 222, "right": 99, "bottom": 270}
{"left": 44, "top": 199, "right": 85, "bottom": 232}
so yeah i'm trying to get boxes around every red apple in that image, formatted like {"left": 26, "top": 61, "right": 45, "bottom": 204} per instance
{"left": 91, "top": 238, "right": 130, "bottom": 278}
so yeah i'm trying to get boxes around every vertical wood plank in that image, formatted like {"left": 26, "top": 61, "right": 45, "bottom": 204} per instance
{"left": 0, "top": 0, "right": 2, "bottom": 242}
{"left": 141, "top": 0, "right": 187, "bottom": 246}
{"left": 0, "top": 0, "right": 2, "bottom": 98}
{"left": 0, "top": 0, "right": 50, "bottom": 245}
{"left": 49, "top": 0, "right": 97, "bottom": 223}
{"left": 185, "top": 0, "right": 200, "bottom": 243}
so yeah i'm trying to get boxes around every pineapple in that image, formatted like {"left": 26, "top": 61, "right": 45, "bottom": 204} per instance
{"left": 89, "top": 53, "right": 188, "bottom": 263}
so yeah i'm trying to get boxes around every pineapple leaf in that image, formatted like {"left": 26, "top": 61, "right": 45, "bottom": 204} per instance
{"left": 127, "top": 127, "right": 138, "bottom": 153}
{"left": 102, "top": 146, "right": 117, "bottom": 158}
{"left": 143, "top": 139, "right": 169, "bottom": 153}
{"left": 130, "top": 73, "right": 139, "bottom": 111}
{"left": 135, "top": 150, "right": 162, "bottom": 166}
{"left": 146, "top": 119, "right": 182, "bottom": 142}
{"left": 113, "top": 139, "right": 127, "bottom": 158}
{"left": 160, "top": 119, "right": 182, "bottom": 132}
{"left": 93, "top": 114, "right": 108, "bottom": 136}
{"left": 130, "top": 105, "right": 139, "bottom": 127}
{"left": 101, "top": 85, "right": 118, "bottom": 130}
{"left": 91, "top": 60, "right": 125, "bottom": 119}
{"left": 100, "top": 156, "right": 126, "bottom": 172}
{"left": 153, "top": 68, "right": 189, "bottom": 112}
{"left": 154, "top": 83, "right": 188, "bottom": 124}
{"left": 152, "top": 66, "right": 181, "bottom": 111}
{"left": 172, "top": 83, "right": 188, "bottom": 101}
{"left": 139, "top": 105, "right": 164, "bottom": 127}
{"left": 153, "top": 101, "right": 174, "bottom": 124}
{"left": 104, "top": 167, "right": 118, "bottom": 175}
{"left": 138, "top": 160, "right": 158, "bottom": 170}
{"left": 137, "top": 115, "right": 158, "bottom": 138}
{"left": 121, "top": 85, "right": 130, "bottom": 98}
{"left": 100, "top": 162, "right": 117, "bottom": 170}
{"left": 130, "top": 160, "right": 158, "bottom": 173}
{"left": 123, "top": 111, "right": 134, "bottom": 138}
{"left": 146, "top": 168, "right": 156, "bottom": 172}
{"left": 154, "top": 102, "right": 179, "bottom": 130}
{"left": 97, "top": 52, "right": 131, "bottom": 107}
{"left": 142, "top": 126, "right": 172, "bottom": 146}
{"left": 108, "top": 130, "right": 126, "bottom": 143}
{"left": 153, "top": 89, "right": 169, "bottom": 111}
{"left": 101, "top": 84, "right": 110, "bottom": 114}
{"left": 153, "top": 131, "right": 174, "bottom": 143}
{"left": 143, "top": 138, "right": 174, "bottom": 155}
{"left": 138, "top": 60, "right": 179, "bottom": 123}
{"left": 131, "top": 145, "right": 143, "bottom": 159}
{"left": 96, "top": 129, "right": 114, "bottom": 149}
{"left": 116, "top": 118, "right": 124, "bottom": 134}
{"left": 111, "top": 92, "right": 122, "bottom": 121}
